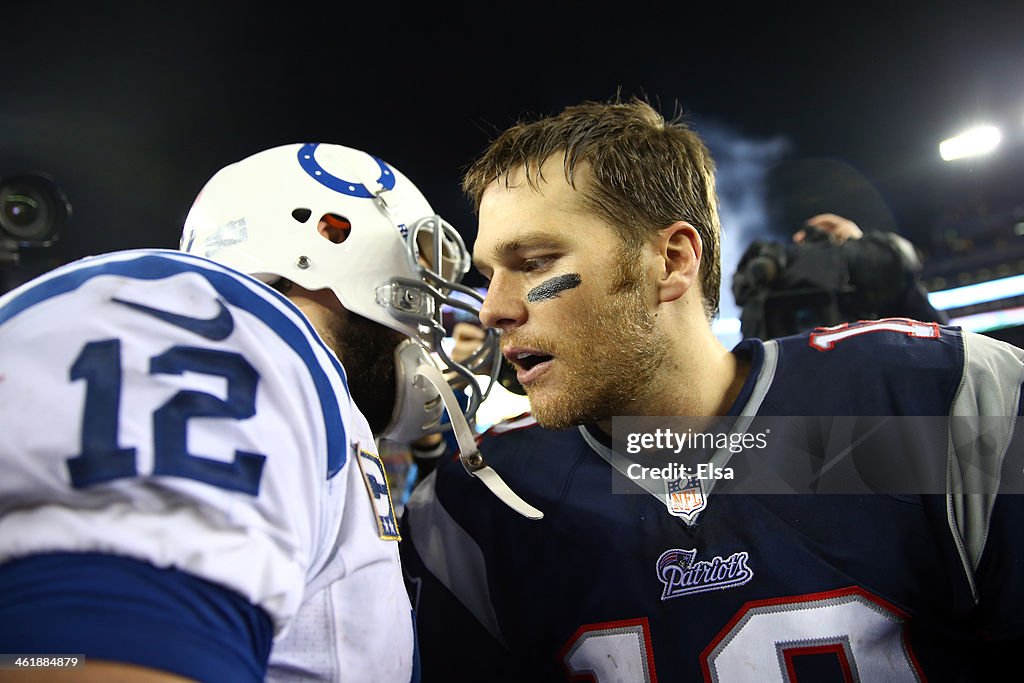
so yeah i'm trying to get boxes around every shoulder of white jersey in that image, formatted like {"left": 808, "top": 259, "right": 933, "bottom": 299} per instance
{"left": 2, "top": 248, "right": 337, "bottom": 374}
{"left": 2, "top": 248, "right": 283, "bottom": 320}
{"left": 0, "top": 247, "right": 358, "bottom": 477}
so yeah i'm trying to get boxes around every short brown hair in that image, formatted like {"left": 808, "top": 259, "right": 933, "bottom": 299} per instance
{"left": 462, "top": 97, "right": 722, "bottom": 319}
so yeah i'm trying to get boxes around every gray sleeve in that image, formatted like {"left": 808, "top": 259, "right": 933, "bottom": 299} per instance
{"left": 946, "top": 330, "right": 1024, "bottom": 601}
{"left": 404, "top": 470, "right": 508, "bottom": 646}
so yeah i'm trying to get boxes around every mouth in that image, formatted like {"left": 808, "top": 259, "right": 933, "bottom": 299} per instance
{"left": 503, "top": 346, "right": 555, "bottom": 385}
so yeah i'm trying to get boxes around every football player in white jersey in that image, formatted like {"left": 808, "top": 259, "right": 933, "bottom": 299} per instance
{"left": 0, "top": 143, "right": 497, "bottom": 682}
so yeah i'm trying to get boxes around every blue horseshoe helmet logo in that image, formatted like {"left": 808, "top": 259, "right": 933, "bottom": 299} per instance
{"left": 296, "top": 143, "right": 396, "bottom": 198}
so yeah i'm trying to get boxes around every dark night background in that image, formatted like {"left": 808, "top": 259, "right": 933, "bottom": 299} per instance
{"left": 3, "top": 1, "right": 1023, "bottom": 327}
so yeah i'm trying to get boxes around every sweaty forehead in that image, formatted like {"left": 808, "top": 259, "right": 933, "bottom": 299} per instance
{"left": 473, "top": 213, "right": 569, "bottom": 277}
{"left": 474, "top": 169, "right": 587, "bottom": 250}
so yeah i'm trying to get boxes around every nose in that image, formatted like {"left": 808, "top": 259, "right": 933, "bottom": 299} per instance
{"left": 479, "top": 274, "right": 527, "bottom": 331}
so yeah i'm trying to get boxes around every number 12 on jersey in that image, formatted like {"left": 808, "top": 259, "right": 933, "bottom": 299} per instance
{"left": 66, "top": 338, "right": 266, "bottom": 495}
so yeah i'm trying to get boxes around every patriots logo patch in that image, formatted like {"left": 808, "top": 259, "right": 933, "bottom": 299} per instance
{"left": 656, "top": 548, "right": 754, "bottom": 600}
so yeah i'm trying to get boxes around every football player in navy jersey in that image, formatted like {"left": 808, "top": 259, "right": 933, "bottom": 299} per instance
{"left": 398, "top": 98, "right": 1024, "bottom": 682}
{"left": 0, "top": 143, "right": 501, "bottom": 682}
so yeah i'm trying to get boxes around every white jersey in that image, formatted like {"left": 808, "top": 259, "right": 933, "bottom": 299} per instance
{"left": 0, "top": 249, "right": 414, "bottom": 682}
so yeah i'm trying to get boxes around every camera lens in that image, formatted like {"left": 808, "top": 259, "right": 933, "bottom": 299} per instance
{"left": 0, "top": 173, "right": 69, "bottom": 245}
{"left": 1, "top": 190, "right": 46, "bottom": 234}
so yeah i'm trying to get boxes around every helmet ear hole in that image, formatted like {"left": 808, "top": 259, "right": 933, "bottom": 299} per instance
{"left": 318, "top": 213, "right": 352, "bottom": 244}
{"left": 291, "top": 208, "right": 312, "bottom": 223}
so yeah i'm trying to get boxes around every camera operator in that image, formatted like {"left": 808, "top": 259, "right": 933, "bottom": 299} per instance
{"left": 733, "top": 213, "right": 947, "bottom": 340}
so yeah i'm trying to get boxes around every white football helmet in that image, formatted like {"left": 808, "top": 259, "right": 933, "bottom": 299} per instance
{"left": 180, "top": 142, "right": 499, "bottom": 442}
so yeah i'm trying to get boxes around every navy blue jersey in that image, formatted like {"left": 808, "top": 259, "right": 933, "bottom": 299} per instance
{"left": 400, "top": 320, "right": 1024, "bottom": 682}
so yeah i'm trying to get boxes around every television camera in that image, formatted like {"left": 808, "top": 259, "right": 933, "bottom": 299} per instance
{"left": 732, "top": 225, "right": 947, "bottom": 340}
{"left": 0, "top": 172, "right": 70, "bottom": 265}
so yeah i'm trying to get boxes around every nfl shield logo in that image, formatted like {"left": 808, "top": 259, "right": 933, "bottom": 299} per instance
{"left": 666, "top": 475, "right": 706, "bottom": 523}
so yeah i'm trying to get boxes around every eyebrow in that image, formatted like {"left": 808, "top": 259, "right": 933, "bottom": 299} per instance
{"left": 473, "top": 232, "right": 565, "bottom": 272}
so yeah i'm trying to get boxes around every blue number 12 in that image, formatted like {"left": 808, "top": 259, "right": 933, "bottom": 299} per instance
{"left": 66, "top": 339, "right": 266, "bottom": 495}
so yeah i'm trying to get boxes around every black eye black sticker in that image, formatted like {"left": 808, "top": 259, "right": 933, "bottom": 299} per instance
{"left": 527, "top": 273, "right": 582, "bottom": 302}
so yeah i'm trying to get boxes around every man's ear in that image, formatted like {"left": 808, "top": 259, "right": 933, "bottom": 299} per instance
{"left": 656, "top": 221, "right": 702, "bottom": 303}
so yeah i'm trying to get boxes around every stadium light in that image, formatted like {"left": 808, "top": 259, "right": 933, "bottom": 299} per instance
{"left": 939, "top": 125, "right": 1002, "bottom": 161}
{"left": 927, "top": 274, "right": 1024, "bottom": 310}
{"left": 949, "top": 306, "right": 1024, "bottom": 334}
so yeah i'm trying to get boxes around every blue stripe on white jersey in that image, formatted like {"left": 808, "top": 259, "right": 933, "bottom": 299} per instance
{"left": 0, "top": 249, "right": 350, "bottom": 476}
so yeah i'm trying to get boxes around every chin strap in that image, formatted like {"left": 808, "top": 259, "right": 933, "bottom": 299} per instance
{"left": 413, "top": 362, "right": 544, "bottom": 520}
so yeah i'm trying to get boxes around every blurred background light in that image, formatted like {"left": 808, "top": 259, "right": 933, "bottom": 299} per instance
{"left": 928, "top": 274, "right": 1024, "bottom": 310}
{"left": 939, "top": 125, "right": 1002, "bottom": 161}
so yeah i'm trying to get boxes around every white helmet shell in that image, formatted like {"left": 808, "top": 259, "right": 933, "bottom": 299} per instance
{"left": 180, "top": 142, "right": 502, "bottom": 439}
{"left": 181, "top": 142, "right": 444, "bottom": 338}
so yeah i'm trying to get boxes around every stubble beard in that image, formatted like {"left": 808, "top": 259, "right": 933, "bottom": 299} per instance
{"left": 526, "top": 252, "right": 668, "bottom": 430}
